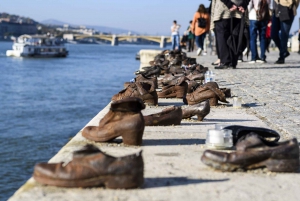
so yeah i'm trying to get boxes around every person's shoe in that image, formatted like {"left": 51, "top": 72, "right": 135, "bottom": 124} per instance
{"left": 275, "top": 59, "right": 285, "bottom": 64}
{"left": 197, "top": 48, "right": 202, "bottom": 56}
{"left": 237, "top": 59, "right": 243, "bottom": 63}
{"left": 256, "top": 59, "right": 267, "bottom": 63}
{"left": 33, "top": 144, "right": 144, "bottom": 188}
{"left": 144, "top": 106, "right": 182, "bottom": 126}
{"left": 211, "top": 59, "right": 220, "bottom": 66}
{"left": 182, "top": 100, "right": 210, "bottom": 121}
{"left": 248, "top": 60, "right": 256, "bottom": 64}
{"left": 112, "top": 82, "right": 158, "bottom": 106}
{"left": 284, "top": 51, "right": 290, "bottom": 58}
{"left": 214, "top": 63, "right": 229, "bottom": 69}
{"left": 82, "top": 97, "right": 145, "bottom": 146}
{"left": 201, "top": 134, "right": 299, "bottom": 172}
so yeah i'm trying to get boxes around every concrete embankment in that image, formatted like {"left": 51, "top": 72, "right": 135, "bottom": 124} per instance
{"left": 9, "top": 50, "right": 300, "bottom": 201}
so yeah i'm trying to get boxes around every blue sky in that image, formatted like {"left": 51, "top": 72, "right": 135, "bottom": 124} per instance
{"left": 1, "top": 0, "right": 300, "bottom": 35}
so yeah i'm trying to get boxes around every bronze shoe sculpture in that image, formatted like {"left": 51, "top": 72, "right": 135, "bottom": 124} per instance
{"left": 157, "top": 77, "right": 188, "bottom": 98}
{"left": 124, "top": 74, "right": 158, "bottom": 91}
{"left": 184, "top": 82, "right": 228, "bottom": 106}
{"left": 144, "top": 106, "right": 182, "bottom": 126}
{"left": 83, "top": 97, "right": 145, "bottom": 145}
{"left": 182, "top": 100, "right": 210, "bottom": 121}
{"left": 201, "top": 133, "right": 299, "bottom": 172}
{"left": 112, "top": 82, "right": 158, "bottom": 106}
{"left": 33, "top": 144, "right": 144, "bottom": 188}
{"left": 223, "top": 125, "right": 280, "bottom": 145}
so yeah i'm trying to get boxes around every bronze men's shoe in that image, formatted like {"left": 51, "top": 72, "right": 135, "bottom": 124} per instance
{"left": 185, "top": 70, "right": 204, "bottom": 81}
{"left": 184, "top": 82, "right": 228, "bottom": 106}
{"left": 83, "top": 97, "right": 145, "bottom": 145}
{"left": 124, "top": 74, "right": 158, "bottom": 91}
{"left": 201, "top": 134, "right": 299, "bottom": 172}
{"left": 33, "top": 144, "right": 144, "bottom": 188}
{"left": 144, "top": 106, "right": 182, "bottom": 126}
{"left": 182, "top": 100, "right": 210, "bottom": 121}
{"left": 223, "top": 125, "right": 280, "bottom": 145}
{"left": 112, "top": 82, "right": 158, "bottom": 106}
{"left": 157, "top": 77, "right": 188, "bottom": 98}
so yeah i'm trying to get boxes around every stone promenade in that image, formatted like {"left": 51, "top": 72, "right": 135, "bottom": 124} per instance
{"left": 192, "top": 50, "right": 300, "bottom": 140}
{"left": 8, "top": 50, "right": 300, "bottom": 201}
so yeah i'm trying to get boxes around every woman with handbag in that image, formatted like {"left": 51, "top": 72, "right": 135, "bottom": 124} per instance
{"left": 191, "top": 4, "right": 210, "bottom": 56}
{"left": 271, "top": 0, "right": 299, "bottom": 64}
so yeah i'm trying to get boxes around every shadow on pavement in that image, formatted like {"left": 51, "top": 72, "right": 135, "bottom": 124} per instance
{"left": 143, "top": 139, "right": 205, "bottom": 146}
{"left": 144, "top": 177, "right": 229, "bottom": 188}
{"left": 158, "top": 102, "right": 185, "bottom": 107}
{"left": 205, "top": 118, "right": 255, "bottom": 122}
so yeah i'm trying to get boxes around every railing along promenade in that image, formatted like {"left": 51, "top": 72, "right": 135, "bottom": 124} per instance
{"left": 64, "top": 34, "right": 172, "bottom": 47}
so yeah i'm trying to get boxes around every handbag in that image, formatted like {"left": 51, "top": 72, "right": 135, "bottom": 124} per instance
{"left": 197, "top": 15, "right": 206, "bottom": 28}
{"left": 278, "top": 0, "right": 293, "bottom": 21}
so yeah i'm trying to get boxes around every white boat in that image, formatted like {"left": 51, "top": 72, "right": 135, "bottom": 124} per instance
{"left": 6, "top": 34, "right": 68, "bottom": 57}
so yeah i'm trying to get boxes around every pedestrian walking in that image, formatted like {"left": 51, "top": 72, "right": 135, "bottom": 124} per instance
{"left": 191, "top": 4, "right": 210, "bottom": 56}
{"left": 271, "top": 0, "right": 299, "bottom": 64}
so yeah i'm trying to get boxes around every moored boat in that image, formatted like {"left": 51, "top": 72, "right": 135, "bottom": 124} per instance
{"left": 6, "top": 34, "right": 68, "bottom": 57}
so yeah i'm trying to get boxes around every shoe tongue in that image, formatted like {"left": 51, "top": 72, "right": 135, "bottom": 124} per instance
{"left": 73, "top": 144, "right": 102, "bottom": 157}
{"left": 236, "top": 133, "right": 267, "bottom": 151}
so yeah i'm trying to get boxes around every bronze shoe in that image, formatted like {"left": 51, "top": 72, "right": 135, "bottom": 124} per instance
{"left": 144, "top": 106, "right": 182, "bottom": 126}
{"left": 182, "top": 100, "right": 210, "bottom": 121}
{"left": 157, "top": 77, "right": 188, "bottom": 98}
{"left": 124, "top": 74, "right": 158, "bottom": 91}
{"left": 112, "top": 82, "right": 158, "bottom": 106}
{"left": 83, "top": 97, "right": 145, "bottom": 145}
{"left": 33, "top": 144, "right": 144, "bottom": 188}
{"left": 201, "top": 134, "right": 299, "bottom": 172}
{"left": 184, "top": 82, "right": 228, "bottom": 106}
{"left": 185, "top": 70, "right": 205, "bottom": 81}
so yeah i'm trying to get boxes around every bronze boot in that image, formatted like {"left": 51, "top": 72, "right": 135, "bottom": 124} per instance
{"left": 144, "top": 106, "right": 182, "bottom": 126}
{"left": 33, "top": 144, "right": 144, "bottom": 188}
{"left": 112, "top": 82, "right": 158, "bottom": 106}
{"left": 201, "top": 134, "right": 299, "bottom": 172}
{"left": 82, "top": 97, "right": 145, "bottom": 146}
{"left": 182, "top": 100, "right": 210, "bottom": 121}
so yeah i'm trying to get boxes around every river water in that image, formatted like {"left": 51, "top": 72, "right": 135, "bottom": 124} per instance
{"left": 0, "top": 42, "right": 163, "bottom": 200}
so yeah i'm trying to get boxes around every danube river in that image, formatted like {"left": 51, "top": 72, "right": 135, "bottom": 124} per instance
{"left": 0, "top": 42, "right": 163, "bottom": 200}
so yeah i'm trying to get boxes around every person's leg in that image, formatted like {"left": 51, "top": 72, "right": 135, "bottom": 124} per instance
{"left": 195, "top": 35, "right": 200, "bottom": 49}
{"left": 214, "top": 19, "right": 231, "bottom": 65}
{"left": 279, "top": 16, "right": 294, "bottom": 59}
{"left": 271, "top": 14, "right": 281, "bottom": 57}
{"left": 199, "top": 33, "right": 207, "bottom": 50}
{"left": 191, "top": 38, "right": 194, "bottom": 51}
{"left": 230, "top": 17, "right": 242, "bottom": 68}
{"left": 175, "top": 35, "right": 181, "bottom": 50}
{"left": 249, "top": 20, "right": 258, "bottom": 61}
{"left": 258, "top": 20, "right": 267, "bottom": 61}
{"left": 172, "top": 35, "right": 176, "bottom": 50}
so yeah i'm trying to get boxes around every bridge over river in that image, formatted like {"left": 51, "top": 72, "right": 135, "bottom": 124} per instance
{"left": 63, "top": 34, "right": 173, "bottom": 47}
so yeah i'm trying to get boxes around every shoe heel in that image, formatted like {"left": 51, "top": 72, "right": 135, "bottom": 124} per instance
{"left": 265, "top": 158, "right": 299, "bottom": 172}
{"left": 196, "top": 114, "right": 205, "bottom": 121}
{"left": 105, "top": 172, "right": 144, "bottom": 189}
{"left": 122, "top": 127, "right": 144, "bottom": 146}
{"left": 209, "top": 98, "right": 218, "bottom": 106}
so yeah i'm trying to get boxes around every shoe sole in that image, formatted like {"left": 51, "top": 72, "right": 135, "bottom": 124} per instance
{"left": 34, "top": 171, "right": 144, "bottom": 189}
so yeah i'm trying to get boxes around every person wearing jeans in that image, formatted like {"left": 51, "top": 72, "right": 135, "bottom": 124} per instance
{"left": 171, "top": 20, "right": 181, "bottom": 50}
{"left": 248, "top": 0, "right": 270, "bottom": 63}
{"left": 191, "top": 4, "right": 210, "bottom": 56}
{"left": 271, "top": 0, "right": 299, "bottom": 64}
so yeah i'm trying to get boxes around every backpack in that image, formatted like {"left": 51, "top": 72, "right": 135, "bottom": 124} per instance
{"left": 197, "top": 16, "right": 206, "bottom": 28}
{"left": 257, "top": 0, "right": 270, "bottom": 21}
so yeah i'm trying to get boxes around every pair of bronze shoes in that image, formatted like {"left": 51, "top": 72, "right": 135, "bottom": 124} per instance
{"left": 202, "top": 133, "right": 299, "bottom": 172}
{"left": 144, "top": 100, "right": 210, "bottom": 126}
{"left": 184, "top": 82, "right": 229, "bottom": 106}
{"left": 112, "top": 82, "right": 158, "bottom": 106}
{"left": 157, "top": 76, "right": 188, "bottom": 98}
{"left": 83, "top": 97, "right": 145, "bottom": 146}
{"left": 33, "top": 144, "right": 144, "bottom": 188}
